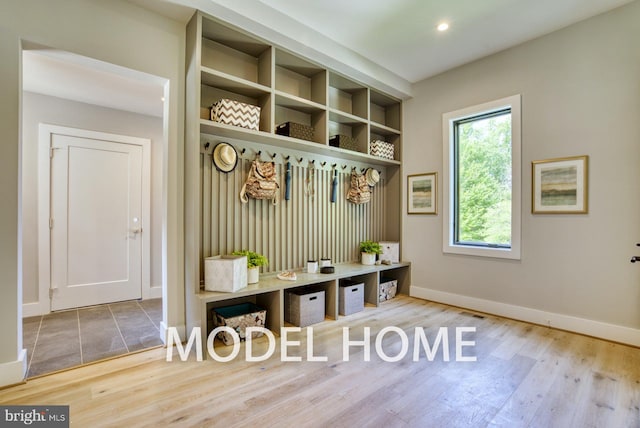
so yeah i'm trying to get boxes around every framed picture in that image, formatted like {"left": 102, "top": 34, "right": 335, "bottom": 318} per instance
{"left": 532, "top": 155, "right": 588, "bottom": 214}
{"left": 408, "top": 172, "right": 437, "bottom": 214}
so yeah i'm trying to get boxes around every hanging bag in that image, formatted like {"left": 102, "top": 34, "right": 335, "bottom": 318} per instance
{"left": 240, "top": 160, "right": 279, "bottom": 205}
{"left": 347, "top": 170, "right": 371, "bottom": 204}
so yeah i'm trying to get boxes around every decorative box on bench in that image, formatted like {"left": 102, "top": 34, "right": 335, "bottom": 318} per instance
{"left": 339, "top": 280, "right": 364, "bottom": 316}
{"left": 212, "top": 302, "right": 266, "bottom": 346}
{"left": 379, "top": 241, "right": 400, "bottom": 264}
{"left": 329, "top": 134, "right": 358, "bottom": 152}
{"left": 286, "top": 288, "right": 325, "bottom": 327}
{"left": 210, "top": 98, "right": 261, "bottom": 131}
{"left": 379, "top": 277, "right": 398, "bottom": 302}
{"left": 368, "top": 140, "right": 394, "bottom": 160}
{"left": 204, "top": 255, "right": 247, "bottom": 292}
{"left": 276, "top": 122, "right": 314, "bottom": 142}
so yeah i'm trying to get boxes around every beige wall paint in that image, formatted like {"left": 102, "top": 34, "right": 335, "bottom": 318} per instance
{"left": 404, "top": 2, "right": 640, "bottom": 329}
{"left": 21, "top": 91, "right": 164, "bottom": 306}
{"left": 0, "top": 0, "right": 185, "bottom": 385}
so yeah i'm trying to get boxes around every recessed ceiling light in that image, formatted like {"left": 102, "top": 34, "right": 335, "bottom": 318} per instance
{"left": 437, "top": 22, "right": 449, "bottom": 32}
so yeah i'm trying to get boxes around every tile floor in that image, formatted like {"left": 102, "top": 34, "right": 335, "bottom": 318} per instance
{"left": 23, "top": 299, "right": 163, "bottom": 378}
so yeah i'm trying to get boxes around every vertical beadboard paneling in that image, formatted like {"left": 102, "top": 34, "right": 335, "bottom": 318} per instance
{"left": 201, "top": 154, "right": 387, "bottom": 279}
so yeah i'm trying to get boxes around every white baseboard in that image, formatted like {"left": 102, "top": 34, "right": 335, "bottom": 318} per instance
{"left": 0, "top": 349, "right": 27, "bottom": 387}
{"left": 22, "top": 301, "right": 48, "bottom": 318}
{"left": 148, "top": 286, "right": 162, "bottom": 300}
{"left": 410, "top": 286, "right": 640, "bottom": 347}
{"left": 160, "top": 321, "right": 185, "bottom": 345}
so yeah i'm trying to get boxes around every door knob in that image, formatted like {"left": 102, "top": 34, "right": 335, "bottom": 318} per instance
{"left": 631, "top": 256, "right": 640, "bottom": 263}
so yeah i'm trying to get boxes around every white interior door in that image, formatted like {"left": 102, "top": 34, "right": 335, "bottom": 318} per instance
{"left": 50, "top": 133, "right": 143, "bottom": 310}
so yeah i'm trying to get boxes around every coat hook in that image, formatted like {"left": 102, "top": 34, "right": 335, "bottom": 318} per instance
{"left": 320, "top": 161, "right": 327, "bottom": 167}
{"left": 331, "top": 163, "right": 337, "bottom": 168}
{"left": 342, "top": 165, "right": 347, "bottom": 170}
{"left": 270, "top": 152, "right": 277, "bottom": 159}
{"left": 297, "top": 157, "right": 304, "bottom": 163}
{"left": 240, "top": 148, "right": 246, "bottom": 155}
{"left": 361, "top": 168, "right": 366, "bottom": 173}
{"left": 285, "top": 155, "right": 290, "bottom": 161}
{"left": 204, "top": 142, "right": 210, "bottom": 150}
{"left": 352, "top": 166, "right": 356, "bottom": 171}
{"left": 311, "top": 160, "right": 315, "bottom": 164}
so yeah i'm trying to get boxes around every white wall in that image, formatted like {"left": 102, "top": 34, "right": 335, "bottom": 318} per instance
{"left": 0, "top": 0, "right": 185, "bottom": 386}
{"left": 403, "top": 1, "right": 640, "bottom": 342}
{"left": 21, "top": 91, "right": 164, "bottom": 309}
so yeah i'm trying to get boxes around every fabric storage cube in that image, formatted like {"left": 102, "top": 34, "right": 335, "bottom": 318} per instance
{"left": 379, "top": 278, "right": 398, "bottom": 302}
{"left": 210, "top": 98, "right": 261, "bottom": 131}
{"left": 204, "top": 255, "right": 247, "bottom": 292}
{"left": 212, "top": 303, "right": 266, "bottom": 345}
{"left": 275, "top": 121, "right": 314, "bottom": 141}
{"left": 339, "top": 280, "right": 364, "bottom": 316}
{"left": 329, "top": 134, "right": 358, "bottom": 152}
{"left": 368, "top": 140, "right": 394, "bottom": 160}
{"left": 379, "top": 241, "right": 400, "bottom": 264}
{"left": 286, "top": 289, "right": 325, "bottom": 327}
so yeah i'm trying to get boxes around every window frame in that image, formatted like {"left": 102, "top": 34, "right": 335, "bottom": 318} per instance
{"left": 442, "top": 95, "right": 521, "bottom": 259}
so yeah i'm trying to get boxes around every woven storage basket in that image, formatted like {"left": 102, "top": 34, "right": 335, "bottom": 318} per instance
{"left": 276, "top": 122, "right": 314, "bottom": 141}
{"left": 210, "top": 98, "right": 261, "bottom": 131}
{"left": 329, "top": 134, "right": 358, "bottom": 152}
{"left": 212, "top": 302, "right": 266, "bottom": 345}
{"left": 368, "top": 140, "right": 394, "bottom": 160}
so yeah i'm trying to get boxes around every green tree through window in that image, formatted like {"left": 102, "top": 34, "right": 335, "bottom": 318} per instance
{"left": 454, "top": 110, "right": 512, "bottom": 247}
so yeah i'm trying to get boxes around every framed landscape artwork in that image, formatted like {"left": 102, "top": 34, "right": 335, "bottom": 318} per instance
{"left": 532, "top": 155, "right": 588, "bottom": 214}
{"left": 408, "top": 172, "right": 437, "bottom": 214}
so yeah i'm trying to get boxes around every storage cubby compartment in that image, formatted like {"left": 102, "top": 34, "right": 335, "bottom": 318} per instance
{"left": 285, "top": 281, "right": 337, "bottom": 325}
{"left": 205, "top": 290, "right": 280, "bottom": 340}
{"left": 339, "top": 279, "right": 364, "bottom": 316}
{"left": 328, "top": 115, "right": 368, "bottom": 153}
{"left": 275, "top": 49, "right": 326, "bottom": 105}
{"left": 275, "top": 103, "right": 326, "bottom": 144}
{"left": 378, "top": 265, "right": 411, "bottom": 297}
{"left": 370, "top": 90, "right": 401, "bottom": 132}
{"left": 329, "top": 72, "right": 368, "bottom": 120}
{"left": 342, "top": 273, "right": 378, "bottom": 306}
{"left": 369, "top": 130, "right": 401, "bottom": 161}
{"left": 201, "top": 84, "right": 271, "bottom": 133}
{"left": 201, "top": 18, "right": 272, "bottom": 88}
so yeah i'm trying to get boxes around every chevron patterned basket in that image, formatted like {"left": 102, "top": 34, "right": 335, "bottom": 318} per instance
{"left": 368, "top": 140, "right": 394, "bottom": 160}
{"left": 210, "top": 98, "right": 261, "bottom": 131}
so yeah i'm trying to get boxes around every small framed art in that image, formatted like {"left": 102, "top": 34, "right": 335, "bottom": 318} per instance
{"left": 532, "top": 155, "right": 588, "bottom": 214}
{"left": 407, "top": 172, "right": 437, "bottom": 215}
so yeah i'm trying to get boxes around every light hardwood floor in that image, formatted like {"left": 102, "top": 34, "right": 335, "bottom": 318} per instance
{"left": 1, "top": 295, "right": 639, "bottom": 427}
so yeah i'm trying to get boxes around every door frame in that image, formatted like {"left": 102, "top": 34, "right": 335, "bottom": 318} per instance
{"left": 36, "top": 124, "right": 152, "bottom": 315}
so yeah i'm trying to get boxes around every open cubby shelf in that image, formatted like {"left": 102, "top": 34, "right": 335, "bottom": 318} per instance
{"left": 192, "top": 12, "right": 402, "bottom": 161}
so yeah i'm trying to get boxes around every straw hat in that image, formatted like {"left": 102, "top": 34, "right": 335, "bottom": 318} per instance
{"left": 212, "top": 142, "right": 238, "bottom": 173}
{"left": 365, "top": 168, "right": 380, "bottom": 186}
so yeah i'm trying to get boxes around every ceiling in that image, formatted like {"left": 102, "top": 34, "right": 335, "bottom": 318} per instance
{"left": 22, "top": 49, "right": 166, "bottom": 118}
{"left": 22, "top": 0, "right": 635, "bottom": 115}
{"left": 253, "top": 0, "right": 635, "bottom": 83}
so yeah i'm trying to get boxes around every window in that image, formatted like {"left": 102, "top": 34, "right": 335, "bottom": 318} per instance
{"left": 442, "top": 95, "right": 521, "bottom": 259}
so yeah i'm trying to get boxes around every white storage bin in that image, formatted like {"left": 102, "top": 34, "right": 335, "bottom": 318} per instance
{"left": 204, "top": 255, "right": 247, "bottom": 292}
{"left": 339, "top": 280, "right": 364, "bottom": 316}
{"left": 286, "top": 289, "right": 325, "bottom": 327}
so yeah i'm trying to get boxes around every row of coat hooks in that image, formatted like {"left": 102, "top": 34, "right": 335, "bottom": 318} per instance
{"left": 204, "top": 141, "right": 381, "bottom": 175}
